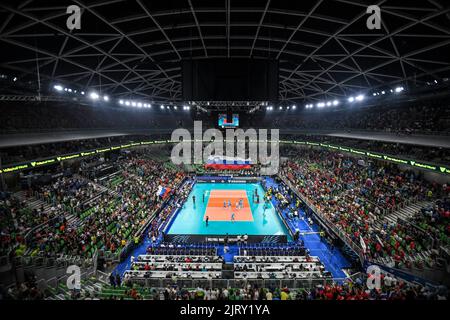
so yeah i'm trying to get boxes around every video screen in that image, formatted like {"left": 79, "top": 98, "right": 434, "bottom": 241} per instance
{"left": 218, "top": 113, "right": 239, "bottom": 128}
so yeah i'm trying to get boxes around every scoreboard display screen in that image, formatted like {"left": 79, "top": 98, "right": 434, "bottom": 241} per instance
{"left": 218, "top": 114, "right": 239, "bottom": 128}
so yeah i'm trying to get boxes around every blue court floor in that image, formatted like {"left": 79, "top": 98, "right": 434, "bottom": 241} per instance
{"left": 167, "top": 182, "right": 291, "bottom": 238}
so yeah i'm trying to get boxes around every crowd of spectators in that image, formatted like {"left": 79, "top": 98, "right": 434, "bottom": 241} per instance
{"left": 264, "top": 103, "right": 450, "bottom": 134}
{"left": 413, "top": 198, "right": 450, "bottom": 247}
{"left": 155, "top": 276, "right": 447, "bottom": 300}
{"left": 0, "top": 135, "right": 154, "bottom": 165}
{"left": 1, "top": 155, "right": 186, "bottom": 260}
{"left": 59, "top": 271, "right": 448, "bottom": 300}
{"left": 280, "top": 147, "right": 449, "bottom": 267}
{"left": 32, "top": 176, "right": 101, "bottom": 214}
{"left": 283, "top": 136, "right": 450, "bottom": 165}
{"left": 0, "top": 101, "right": 192, "bottom": 134}
{"left": 1, "top": 140, "right": 449, "bottom": 300}
{"left": 0, "top": 272, "right": 44, "bottom": 300}
{"left": 0, "top": 194, "right": 60, "bottom": 256}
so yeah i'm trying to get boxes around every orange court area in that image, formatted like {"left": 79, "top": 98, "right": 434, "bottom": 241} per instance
{"left": 204, "top": 189, "right": 253, "bottom": 221}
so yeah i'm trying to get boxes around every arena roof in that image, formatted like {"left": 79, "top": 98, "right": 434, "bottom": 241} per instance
{"left": 0, "top": 0, "right": 449, "bottom": 104}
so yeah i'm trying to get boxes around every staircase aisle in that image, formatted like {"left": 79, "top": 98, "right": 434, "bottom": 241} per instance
{"left": 375, "top": 200, "right": 433, "bottom": 228}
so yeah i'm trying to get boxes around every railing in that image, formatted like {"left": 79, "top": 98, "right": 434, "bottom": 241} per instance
{"left": 45, "top": 269, "right": 96, "bottom": 297}
{"left": 18, "top": 191, "right": 67, "bottom": 245}
{"left": 0, "top": 255, "right": 10, "bottom": 269}
{"left": 397, "top": 217, "right": 435, "bottom": 249}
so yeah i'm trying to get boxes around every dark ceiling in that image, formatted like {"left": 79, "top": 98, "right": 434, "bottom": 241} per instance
{"left": 0, "top": 0, "right": 449, "bottom": 103}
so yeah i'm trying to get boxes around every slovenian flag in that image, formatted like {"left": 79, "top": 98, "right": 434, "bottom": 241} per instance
{"left": 157, "top": 186, "right": 171, "bottom": 199}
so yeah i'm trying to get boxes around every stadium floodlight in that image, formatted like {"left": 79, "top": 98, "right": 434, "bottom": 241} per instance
{"left": 373, "top": 93, "right": 377, "bottom": 96}
{"left": 326, "top": 101, "right": 332, "bottom": 107}
{"left": 174, "top": 106, "right": 178, "bottom": 110}
{"left": 81, "top": 91, "right": 85, "bottom": 95}
{"left": 395, "top": 86, "right": 404, "bottom": 93}
{"left": 292, "top": 105, "right": 296, "bottom": 110}
{"left": 68, "top": 88, "right": 73, "bottom": 93}
{"left": 89, "top": 92, "right": 99, "bottom": 100}
{"left": 103, "top": 95, "right": 109, "bottom": 102}
{"left": 119, "top": 100, "right": 124, "bottom": 105}
{"left": 64, "top": 88, "right": 68, "bottom": 92}
{"left": 13, "top": 77, "right": 17, "bottom": 82}
{"left": 279, "top": 106, "right": 283, "bottom": 110}
{"left": 355, "top": 94, "right": 364, "bottom": 101}
{"left": 160, "top": 105, "right": 164, "bottom": 109}
{"left": 317, "top": 102, "right": 325, "bottom": 108}
{"left": 348, "top": 97, "right": 354, "bottom": 102}
{"left": 125, "top": 101, "right": 130, "bottom": 106}
{"left": 333, "top": 100, "right": 339, "bottom": 106}
{"left": 137, "top": 102, "right": 142, "bottom": 107}
{"left": 381, "top": 91, "right": 385, "bottom": 95}
{"left": 54, "top": 85, "right": 63, "bottom": 91}
{"left": 131, "top": 102, "right": 137, "bottom": 107}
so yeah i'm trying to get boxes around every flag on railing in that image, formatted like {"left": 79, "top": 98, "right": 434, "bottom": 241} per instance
{"left": 359, "top": 235, "right": 367, "bottom": 253}
{"left": 157, "top": 185, "right": 171, "bottom": 199}
{"left": 204, "top": 155, "right": 252, "bottom": 170}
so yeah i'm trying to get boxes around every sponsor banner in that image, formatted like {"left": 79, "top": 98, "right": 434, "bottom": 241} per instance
{"left": 204, "top": 164, "right": 252, "bottom": 170}
{"left": 382, "top": 155, "right": 408, "bottom": 164}
{"left": 366, "top": 152, "right": 383, "bottom": 159}
{"left": 409, "top": 160, "right": 436, "bottom": 171}
{"left": 350, "top": 148, "right": 365, "bottom": 155}
{"left": 81, "top": 151, "right": 96, "bottom": 157}
{"left": 1, "top": 164, "right": 30, "bottom": 173}
{"left": 30, "top": 159, "right": 57, "bottom": 167}
{"left": 164, "top": 233, "right": 287, "bottom": 244}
